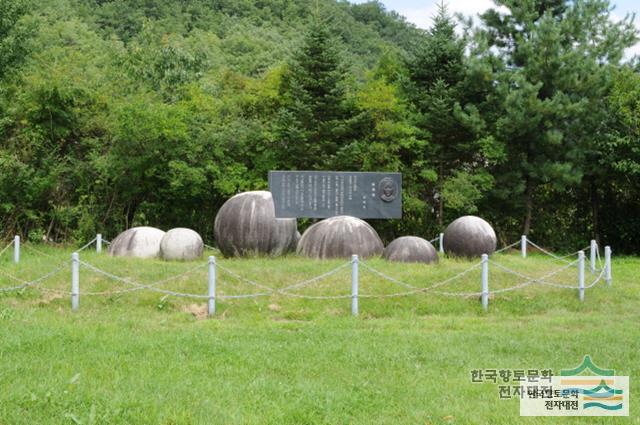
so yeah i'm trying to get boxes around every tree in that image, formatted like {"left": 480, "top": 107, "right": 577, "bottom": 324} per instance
{"left": 344, "top": 51, "right": 428, "bottom": 239}
{"left": 590, "top": 67, "right": 640, "bottom": 252}
{"left": 406, "top": 4, "right": 499, "bottom": 227}
{"left": 0, "top": 0, "right": 33, "bottom": 79}
{"left": 273, "top": 16, "right": 359, "bottom": 170}
{"left": 476, "top": 0, "right": 637, "bottom": 236}
{"left": 0, "top": 13, "right": 117, "bottom": 240}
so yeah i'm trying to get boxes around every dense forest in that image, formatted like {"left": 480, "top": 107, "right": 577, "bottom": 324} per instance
{"left": 0, "top": 0, "right": 639, "bottom": 252}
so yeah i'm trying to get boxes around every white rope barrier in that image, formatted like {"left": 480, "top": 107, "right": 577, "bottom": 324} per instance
{"left": 79, "top": 260, "right": 207, "bottom": 297}
{"left": 494, "top": 240, "right": 521, "bottom": 254}
{"left": 489, "top": 258, "right": 580, "bottom": 289}
{"left": 20, "top": 243, "right": 56, "bottom": 259}
{"left": 0, "top": 263, "right": 66, "bottom": 292}
{"left": 489, "top": 256, "right": 607, "bottom": 291}
{"left": 490, "top": 278, "right": 536, "bottom": 294}
{"left": 584, "top": 267, "right": 606, "bottom": 289}
{"left": 526, "top": 239, "right": 589, "bottom": 263}
{"left": 273, "top": 292, "right": 352, "bottom": 300}
{"left": 358, "top": 260, "right": 484, "bottom": 298}
{"left": 279, "top": 262, "right": 352, "bottom": 292}
{"left": 77, "top": 237, "right": 97, "bottom": 252}
{"left": 79, "top": 260, "right": 271, "bottom": 300}
{"left": 215, "top": 263, "right": 278, "bottom": 292}
{"left": 595, "top": 246, "right": 604, "bottom": 271}
{"left": 0, "top": 237, "right": 613, "bottom": 310}
{"left": 216, "top": 261, "right": 353, "bottom": 299}
{"left": 0, "top": 268, "right": 25, "bottom": 284}
{"left": 79, "top": 263, "right": 209, "bottom": 299}
{"left": 261, "top": 262, "right": 354, "bottom": 300}
{"left": 0, "top": 241, "right": 13, "bottom": 258}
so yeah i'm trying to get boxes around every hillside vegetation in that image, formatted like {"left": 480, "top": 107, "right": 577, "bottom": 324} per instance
{"left": 0, "top": 0, "right": 639, "bottom": 252}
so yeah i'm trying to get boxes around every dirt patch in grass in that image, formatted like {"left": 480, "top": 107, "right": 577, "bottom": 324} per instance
{"left": 268, "top": 303, "right": 281, "bottom": 312}
{"left": 35, "top": 291, "right": 64, "bottom": 305}
{"left": 182, "top": 303, "right": 208, "bottom": 320}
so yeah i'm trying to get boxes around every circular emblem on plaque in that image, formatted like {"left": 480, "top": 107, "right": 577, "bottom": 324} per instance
{"left": 378, "top": 177, "right": 397, "bottom": 203}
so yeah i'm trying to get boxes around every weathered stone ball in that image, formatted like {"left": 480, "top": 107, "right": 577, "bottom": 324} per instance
{"left": 272, "top": 218, "right": 299, "bottom": 257}
{"left": 214, "top": 191, "right": 298, "bottom": 257}
{"left": 108, "top": 226, "right": 166, "bottom": 259}
{"left": 443, "top": 215, "right": 497, "bottom": 257}
{"left": 297, "top": 216, "right": 384, "bottom": 260}
{"left": 160, "top": 228, "right": 204, "bottom": 261}
{"left": 383, "top": 236, "right": 438, "bottom": 264}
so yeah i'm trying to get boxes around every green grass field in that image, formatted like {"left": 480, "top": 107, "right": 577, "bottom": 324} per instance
{"left": 0, "top": 243, "right": 637, "bottom": 424}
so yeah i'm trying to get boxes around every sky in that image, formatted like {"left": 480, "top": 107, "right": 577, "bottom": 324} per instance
{"left": 351, "top": 0, "right": 639, "bottom": 58}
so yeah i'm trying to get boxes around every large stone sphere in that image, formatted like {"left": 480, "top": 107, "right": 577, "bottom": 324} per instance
{"left": 214, "top": 191, "right": 298, "bottom": 257}
{"left": 383, "top": 236, "right": 438, "bottom": 264}
{"left": 297, "top": 216, "right": 384, "bottom": 260}
{"left": 443, "top": 215, "right": 497, "bottom": 258}
{"left": 160, "top": 228, "right": 204, "bottom": 261}
{"left": 108, "top": 226, "right": 166, "bottom": 258}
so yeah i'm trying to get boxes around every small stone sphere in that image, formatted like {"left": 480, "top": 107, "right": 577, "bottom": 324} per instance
{"left": 108, "top": 226, "right": 166, "bottom": 259}
{"left": 383, "top": 236, "right": 438, "bottom": 264}
{"left": 214, "top": 191, "right": 298, "bottom": 257}
{"left": 160, "top": 228, "right": 204, "bottom": 261}
{"left": 443, "top": 215, "right": 497, "bottom": 258}
{"left": 297, "top": 216, "right": 384, "bottom": 260}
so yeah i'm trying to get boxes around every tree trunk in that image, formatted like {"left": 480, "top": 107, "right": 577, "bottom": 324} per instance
{"left": 523, "top": 177, "right": 533, "bottom": 236}
{"left": 438, "top": 162, "right": 444, "bottom": 228}
{"left": 125, "top": 203, "right": 137, "bottom": 229}
{"left": 590, "top": 178, "right": 599, "bottom": 245}
{"left": 45, "top": 218, "right": 55, "bottom": 243}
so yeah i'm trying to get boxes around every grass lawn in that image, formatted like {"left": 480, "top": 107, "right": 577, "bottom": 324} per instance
{"left": 0, "top": 243, "right": 638, "bottom": 424}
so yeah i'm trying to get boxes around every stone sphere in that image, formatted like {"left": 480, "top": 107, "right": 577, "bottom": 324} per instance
{"left": 108, "top": 226, "right": 166, "bottom": 259}
{"left": 214, "top": 191, "right": 298, "bottom": 257}
{"left": 443, "top": 215, "right": 497, "bottom": 258}
{"left": 297, "top": 216, "right": 384, "bottom": 260}
{"left": 160, "top": 228, "right": 204, "bottom": 261}
{"left": 383, "top": 236, "right": 438, "bottom": 264}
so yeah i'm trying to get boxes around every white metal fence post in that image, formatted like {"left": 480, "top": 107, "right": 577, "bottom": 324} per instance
{"left": 14, "top": 235, "right": 20, "bottom": 264}
{"left": 481, "top": 254, "right": 489, "bottom": 311}
{"left": 208, "top": 256, "right": 216, "bottom": 316}
{"left": 578, "top": 250, "right": 585, "bottom": 302}
{"left": 71, "top": 252, "right": 80, "bottom": 311}
{"left": 96, "top": 234, "right": 102, "bottom": 254}
{"left": 439, "top": 233, "right": 444, "bottom": 254}
{"left": 351, "top": 255, "right": 359, "bottom": 316}
{"left": 521, "top": 235, "right": 527, "bottom": 258}
{"left": 605, "top": 246, "right": 612, "bottom": 286}
{"left": 590, "top": 239, "right": 597, "bottom": 273}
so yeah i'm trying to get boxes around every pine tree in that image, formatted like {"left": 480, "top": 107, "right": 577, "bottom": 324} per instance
{"left": 406, "top": 4, "right": 497, "bottom": 226}
{"left": 274, "top": 17, "right": 358, "bottom": 170}
{"left": 477, "top": 0, "right": 637, "bottom": 236}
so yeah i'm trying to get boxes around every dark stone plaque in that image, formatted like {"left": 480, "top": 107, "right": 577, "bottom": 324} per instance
{"left": 268, "top": 171, "right": 402, "bottom": 219}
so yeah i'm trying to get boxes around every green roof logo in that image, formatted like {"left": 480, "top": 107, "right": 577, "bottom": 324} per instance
{"left": 560, "top": 355, "right": 614, "bottom": 376}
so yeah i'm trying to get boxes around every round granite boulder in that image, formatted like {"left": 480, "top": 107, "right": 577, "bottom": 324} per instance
{"left": 443, "top": 215, "right": 497, "bottom": 258}
{"left": 383, "top": 236, "right": 438, "bottom": 264}
{"left": 297, "top": 216, "right": 384, "bottom": 260}
{"left": 214, "top": 191, "right": 298, "bottom": 257}
{"left": 160, "top": 228, "right": 204, "bottom": 261}
{"left": 108, "top": 226, "right": 165, "bottom": 259}
{"left": 271, "top": 218, "right": 300, "bottom": 257}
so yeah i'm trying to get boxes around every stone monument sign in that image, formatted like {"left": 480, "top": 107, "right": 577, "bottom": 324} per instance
{"left": 268, "top": 171, "right": 402, "bottom": 219}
